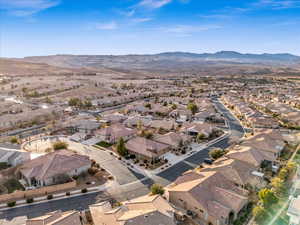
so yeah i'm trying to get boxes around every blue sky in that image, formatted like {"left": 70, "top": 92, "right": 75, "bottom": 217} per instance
{"left": 0, "top": 0, "right": 300, "bottom": 57}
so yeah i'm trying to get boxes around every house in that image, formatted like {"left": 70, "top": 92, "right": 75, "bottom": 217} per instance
{"left": 26, "top": 210, "right": 81, "bottom": 225}
{"left": 166, "top": 171, "right": 248, "bottom": 225}
{"left": 146, "top": 120, "right": 177, "bottom": 131}
{"left": 95, "top": 123, "right": 136, "bottom": 144}
{"left": 66, "top": 119, "right": 100, "bottom": 134}
{"left": 153, "top": 132, "right": 192, "bottom": 150}
{"left": 248, "top": 116, "right": 279, "bottom": 129}
{"left": 242, "top": 133, "right": 286, "bottom": 158}
{"left": 90, "top": 195, "right": 177, "bottom": 225}
{"left": 226, "top": 145, "right": 277, "bottom": 168}
{"left": 123, "top": 115, "right": 152, "bottom": 128}
{"left": 101, "top": 113, "right": 128, "bottom": 124}
{"left": 18, "top": 150, "right": 91, "bottom": 187}
{"left": 201, "top": 158, "right": 266, "bottom": 189}
{"left": 0, "top": 148, "right": 30, "bottom": 167}
{"left": 125, "top": 137, "right": 170, "bottom": 161}
{"left": 181, "top": 122, "right": 215, "bottom": 137}
{"left": 287, "top": 196, "right": 300, "bottom": 225}
{"left": 169, "top": 109, "right": 192, "bottom": 122}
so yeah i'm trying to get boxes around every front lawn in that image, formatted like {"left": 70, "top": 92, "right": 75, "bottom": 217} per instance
{"left": 96, "top": 141, "right": 113, "bottom": 148}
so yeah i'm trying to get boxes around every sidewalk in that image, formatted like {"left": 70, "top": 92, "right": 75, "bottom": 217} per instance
{"left": 0, "top": 181, "right": 113, "bottom": 211}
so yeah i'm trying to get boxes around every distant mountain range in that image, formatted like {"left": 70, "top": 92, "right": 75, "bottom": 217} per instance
{"left": 19, "top": 51, "right": 300, "bottom": 70}
{"left": 2, "top": 51, "right": 300, "bottom": 76}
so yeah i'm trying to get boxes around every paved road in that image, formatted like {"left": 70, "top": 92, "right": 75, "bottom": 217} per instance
{"left": 76, "top": 146, "right": 144, "bottom": 185}
{"left": 1, "top": 98, "right": 245, "bottom": 220}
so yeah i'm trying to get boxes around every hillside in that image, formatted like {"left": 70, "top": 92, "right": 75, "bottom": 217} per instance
{"left": 0, "top": 58, "right": 95, "bottom": 75}
{"left": 17, "top": 51, "right": 300, "bottom": 74}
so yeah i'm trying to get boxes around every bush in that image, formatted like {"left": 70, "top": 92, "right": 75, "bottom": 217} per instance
{"left": 47, "top": 194, "right": 53, "bottom": 200}
{"left": 26, "top": 198, "right": 34, "bottom": 204}
{"left": 10, "top": 137, "right": 18, "bottom": 144}
{"left": 7, "top": 201, "right": 16, "bottom": 207}
{"left": 53, "top": 141, "right": 68, "bottom": 150}
{"left": 209, "top": 148, "right": 226, "bottom": 160}
{"left": 81, "top": 188, "right": 88, "bottom": 193}
{"left": 150, "top": 184, "right": 165, "bottom": 195}
{"left": 88, "top": 167, "right": 99, "bottom": 175}
{"left": 66, "top": 192, "right": 71, "bottom": 196}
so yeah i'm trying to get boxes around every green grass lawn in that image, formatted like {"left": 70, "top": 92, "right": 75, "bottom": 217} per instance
{"left": 3, "top": 178, "right": 24, "bottom": 193}
{"left": 96, "top": 141, "right": 113, "bottom": 148}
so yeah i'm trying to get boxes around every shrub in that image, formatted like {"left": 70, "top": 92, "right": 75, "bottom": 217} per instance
{"left": 26, "top": 198, "right": 34, "bottom": 204}
{"left": 66, "top": 192, "right": 71, "bottom": 196}
{"left": 88, "top": 167, "right": 99, "bottom": 175}
{"left": 7, "top": 201, "right": 16, "bottom": 207}
{"left": 10, "top": 137, "right": 18, "bottom": 144}
{"left": 47, "top": 194, "right": 53, "bottom": 200}
{"left": 150, "top": 184, "right": 165, "bottom": 195}
{"left": 81, "top": 188, "right": 88, "bottom": 193}
{"left": 53, "top": 141, "right": 68, "bottom": 150}
{"left": 209, "top": 148, "right": 226, "bottom": 160}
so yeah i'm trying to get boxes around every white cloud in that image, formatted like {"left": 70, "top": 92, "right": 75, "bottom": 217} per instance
{"left": 256, "top": 0, "right": 300, "bottom": 9}
{"left": 0, "top": 0, "right": 60, "bottom": 16}
{"left": 164, "top": 24, "right": 222, "bottom": 34}
{"left": 95, "top": 21, "right": 118, "bottom": 30}
{"left": 138, "top": 0, "right": 172, "bottom": 9}
{"left": 132, "top": 17, "right": 153, "bottom": 23}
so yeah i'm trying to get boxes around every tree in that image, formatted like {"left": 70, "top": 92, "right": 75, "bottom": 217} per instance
{"left": 271, "top": 177, "right": 285, "bottom": 196}
{"left": 187, "top": 102, "right": 198, "bottom": 115}
{"left": 278, "top": 168, "right": 289, "bottom": 181}
{"left": 286, "top": 161, "right": 297, "bottom": 175}
{"left": 68, "top": 98, "right": 82, "bottom": 107}
{"left": 150, "top": 184, "right": 165, "bottom": 195}
{"left": 253, "top": 206, "right": 267, "bottom": 223}
{"left": 171, "top": 104, "right": 177, "bottom": 110}
{"left": 10, "top": 136, "right": 18, "bottom": 144}
{"left": 258, "top": 188, "right": 278, "bottom": 208}
{"left": 196, "top": 133, "right": 206, "bottom": 143}
{"left": 137, "top": 120, "right": 143, "bottom": 130}
{"left": 53, "top": 141, "right": 68, "bottom": 150}
{"left": 116, "top": 138, "right": 128, "bottom": 156}
{"left": 209, "top": 148, "right": 226, "bottom": 160}
{"left": 144, "top": 103, "right": 152, "bottom": 109}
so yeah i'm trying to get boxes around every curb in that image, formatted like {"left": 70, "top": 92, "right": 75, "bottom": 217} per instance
{"left": 0, "top": 183, "right": 111, "bottom": 211}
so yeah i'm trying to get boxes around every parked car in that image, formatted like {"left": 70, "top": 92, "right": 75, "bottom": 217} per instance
{"left": 203, "top": 158, "right": 214, "bottom": 165}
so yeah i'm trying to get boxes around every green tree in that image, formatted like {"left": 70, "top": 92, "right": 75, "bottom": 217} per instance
{"left": 10, "top": 137, "right": 18, "bottom": 144}
{"left": 253, "top": 205, "right": 267, "bottom": 223}
{"left": 144, "top": 103, "right": 152, "bottom": 109}
{"left": 53, "top": 141, "right": 68, "bottom": 150}
{"left": 187, "top": 102, "right": 198, "bottom": 115}
{"left": 258, "top": 188, "right": 278, "bottom": 208}
{"left": 286, "top": 161, "right": 297, "bottom": 175}
{"left": 209, "top": 148, "right": 226, "bottom": 160}
{"left": 278, "top": 168, "right": 289, "bottom": 181}
{"left": 171, "top": 103, "right": 177, "bottom": 110}
{"left": 68, "top": 98, "right": 82, "bottom": 107}
{"left": 271, "top": 177, "right": 285, "bottom": 196}
{"left": 196, "top": 133, "right": 206, "bottom": 143}
{"left": 150, "top": 184, "right": 165, "bottom": 195}
{"left": 116, "top": 138, "right": 128, "bottom": 156}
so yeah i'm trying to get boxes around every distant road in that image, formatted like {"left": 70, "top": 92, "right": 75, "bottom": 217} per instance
{"left": 1, "top": 98, "right": 245, "bottom": 220}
